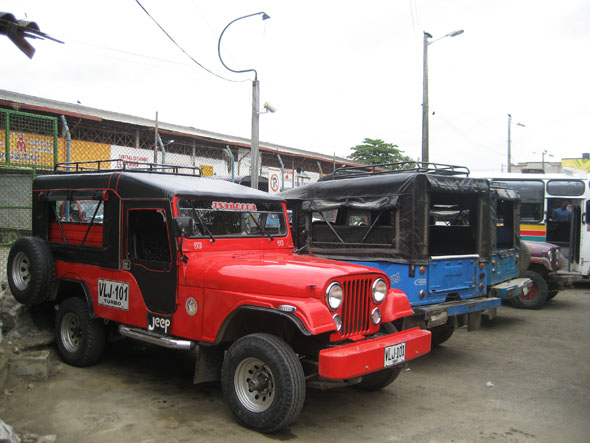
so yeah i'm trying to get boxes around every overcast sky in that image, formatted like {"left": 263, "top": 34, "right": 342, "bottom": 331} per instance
{"left": 1, "top": 0, "right": 589, "bottom": 172}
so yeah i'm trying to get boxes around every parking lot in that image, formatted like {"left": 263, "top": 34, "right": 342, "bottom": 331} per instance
{"left": 1, "top": 286, "right": 588, "bottom": 443}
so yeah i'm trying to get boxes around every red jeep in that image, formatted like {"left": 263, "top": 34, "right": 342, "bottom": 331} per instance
{"left": 6, "top": 161, "right": 430, "bottom": 432}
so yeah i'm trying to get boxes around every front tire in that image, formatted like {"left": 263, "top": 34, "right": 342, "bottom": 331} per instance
{"left": 512, "top": 270, "right": 548, "bottom": 309}
{"left": 221, "top": 334, "right": 305, "bottom": 433}
{"left": 430, "top": 323, "right": 455, "bottom": 346}
{"left": 56, "top": 297, "right": 105, "bottom": 367}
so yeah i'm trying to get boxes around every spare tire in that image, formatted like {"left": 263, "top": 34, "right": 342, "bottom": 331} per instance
{"left": 7, "top": 237, "right": 55, "bottom": 305}
{"left": 519, "top": 242, "right": 531, "bottom": 275}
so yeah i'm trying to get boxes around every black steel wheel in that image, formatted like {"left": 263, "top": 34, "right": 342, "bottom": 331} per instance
{"left": 221, "top": 333, "right": 305, "bottom": 433}
{"left": 56, "top": 297, "right": 105, "bottom": 367}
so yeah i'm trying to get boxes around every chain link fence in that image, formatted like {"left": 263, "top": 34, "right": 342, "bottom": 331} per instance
{"left": 0, "top": 108, "right": 329, "bottom": 283}
{"left": 0, "top": 109, "right": 57, "bottom": 281}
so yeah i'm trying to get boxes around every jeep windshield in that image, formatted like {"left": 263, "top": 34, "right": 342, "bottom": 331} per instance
{"left": 177, "top": 198, "right": 287, "bottom": 239}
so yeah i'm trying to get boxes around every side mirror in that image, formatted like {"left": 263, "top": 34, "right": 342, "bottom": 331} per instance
{"left": 174, "top": 216, "right": 195, "bottom": 237}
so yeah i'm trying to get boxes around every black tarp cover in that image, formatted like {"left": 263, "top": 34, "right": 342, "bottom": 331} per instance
{"left": 281, "top": 172, "right": 492, "bottom": 263}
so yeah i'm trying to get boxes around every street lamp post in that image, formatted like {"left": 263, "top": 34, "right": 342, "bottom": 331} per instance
{"left": 218, "top": 12, "right": 270, "bottom": 190}
{"left": 421, "top": 29, "right": 464, "bottom": 164}
{"left": 507, "top": 114, "right": 526, "bottom": 172}
{"left": 533, "top": 149, "right": 553, "bottom": 172}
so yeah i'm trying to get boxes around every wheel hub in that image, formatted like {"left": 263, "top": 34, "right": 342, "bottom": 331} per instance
{"left": 234, "top": 357, "right": 275, "bottom": 412}
{"left": 11, "top": 251, "right": 31, "bottom": 291}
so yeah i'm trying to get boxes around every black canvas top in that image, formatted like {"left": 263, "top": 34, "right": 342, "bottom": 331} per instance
{"left": 281, "top": 172, "right": 492, "bottom": 262}
{"left": 34, "top": 171, "right": 284, "bottom": 202}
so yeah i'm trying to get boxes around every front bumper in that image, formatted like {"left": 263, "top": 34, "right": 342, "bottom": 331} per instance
{"left": 318, "top": 327, "right": 431, "bottom": 380}
{"left": 490, "top": 277, "right": 533, "bottom": 299}
{"left": 548, "top": 271, "right": 579, "bottom": 287}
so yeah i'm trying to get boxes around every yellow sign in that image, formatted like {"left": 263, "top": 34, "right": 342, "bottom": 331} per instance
{"left": 0, "top": 130, "right": 55, "bottom": 166}
{"left": 562, "top": 158, "right": 590, "bottom": 172}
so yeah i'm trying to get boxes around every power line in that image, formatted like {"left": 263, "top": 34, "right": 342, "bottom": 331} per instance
{"left": 134, "top": 0, "right": 244, "bottom": 83}
{"left": 433, "top": 111, "right": 504, "bottom": 155}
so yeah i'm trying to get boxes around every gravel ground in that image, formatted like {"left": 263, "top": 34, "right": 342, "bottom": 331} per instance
{"left": 1, "top": 286, "right": 589, "bottom": 443}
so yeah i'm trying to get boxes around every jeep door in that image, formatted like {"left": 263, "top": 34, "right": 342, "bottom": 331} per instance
{"left": 123, "top": 202, "right": 177, "bottom": 315}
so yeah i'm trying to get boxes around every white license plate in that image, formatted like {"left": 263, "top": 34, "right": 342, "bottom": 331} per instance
{"left": 98, "top": 279, "right": 129, "bottom": 310}
{"left": 384, "top": 342, "right": 406, "bottom": 367}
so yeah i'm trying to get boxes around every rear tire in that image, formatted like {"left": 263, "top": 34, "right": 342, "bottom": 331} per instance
{"left": 353, "top": 323, "right": 402, "bottom": 391}
{"left": 221, "top": 334, "right": 305, "bottom": 433}
{"left": 7, "top": 237, "right": 55, "bottom": 305}
{"left": 512, "top": 270, "right": 548, "bottom": 309}
{"left": 56, "top": 297, "right": 105, "bottom": 367}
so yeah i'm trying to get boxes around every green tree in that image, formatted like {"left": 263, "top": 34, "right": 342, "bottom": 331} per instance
{"left": 348, "top": 138, "right": 415, "bottom": 169}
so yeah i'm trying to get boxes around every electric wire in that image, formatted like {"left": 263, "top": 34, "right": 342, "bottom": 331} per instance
{"left": 433, "top": 111, "right": 505, "bottom": 156}
{"left": 134, "top": 0, "right": 245, "bottom": 83}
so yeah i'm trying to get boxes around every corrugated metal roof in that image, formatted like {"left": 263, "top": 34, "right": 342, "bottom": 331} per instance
{"left": 0, "top": 89, "right": 358, "bottom": 165}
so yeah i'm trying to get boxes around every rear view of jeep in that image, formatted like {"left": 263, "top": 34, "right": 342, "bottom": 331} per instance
{"left": 6, "top": 160, "right": 430, "bottom": 433}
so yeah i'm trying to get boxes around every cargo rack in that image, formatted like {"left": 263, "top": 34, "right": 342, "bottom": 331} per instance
{"left": 324, "top": 162, "right": 470, "bottom": 180}
{"left": 54, "top": 159, "right": 202, "bottom": 176}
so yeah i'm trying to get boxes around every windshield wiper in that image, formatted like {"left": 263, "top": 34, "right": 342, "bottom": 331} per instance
{"left": 189, "top": 201, "right": 215, "bottom": 242}
{"left": 247, "top": 211, "right": 274, "bottom": 241}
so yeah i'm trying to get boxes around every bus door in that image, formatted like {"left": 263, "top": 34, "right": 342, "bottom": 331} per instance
{"left": 545, "top": 179, "right": 586, "bottom": 273}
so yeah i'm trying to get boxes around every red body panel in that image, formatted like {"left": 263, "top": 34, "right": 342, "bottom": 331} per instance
{"left": 318, "top": 327, "right": 431, "bottom": 379}
{"left": 49, "top": 222, "right": 103, "bottom": 247}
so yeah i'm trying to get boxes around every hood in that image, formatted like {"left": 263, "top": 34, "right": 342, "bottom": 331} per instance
{"left": 183, "top": 250, "right": 383, "bottom": 297}
{"left": 523, "top": 240, "right": 559, "bottom": 255}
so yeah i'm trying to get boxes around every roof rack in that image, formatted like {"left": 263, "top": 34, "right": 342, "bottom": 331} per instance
{"left": 54, "top": 159, "right": 202, "bottom": 176}
{"left": 326, "top": 162, "right": 470, "bottom": 179}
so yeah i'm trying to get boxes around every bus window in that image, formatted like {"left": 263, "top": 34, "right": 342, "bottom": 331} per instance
{"left": 546, "top": 180, "right": 585, "bottom": 196}
{"left": 497, "top": 180, "right": 544, "bottom": 222}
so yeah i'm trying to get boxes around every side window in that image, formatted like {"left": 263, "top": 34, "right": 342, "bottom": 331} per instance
{"left": 347, "top": 210, "right": 370, "bottom": 226}
{"left": 56, "top": 200, "right": 104, "bottom": 224}
{"left": 128, "top": 209, "right": 171, "bottom": 264}
{"left": 50, "top": 199, "right": 105, "bottom": 247}
{"left": 498, "top": 181, "right": 544, "bottom": 222}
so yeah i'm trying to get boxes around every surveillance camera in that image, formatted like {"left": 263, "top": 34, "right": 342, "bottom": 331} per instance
{"left": 263, "top": 102, "right": 277, "bottom": 113}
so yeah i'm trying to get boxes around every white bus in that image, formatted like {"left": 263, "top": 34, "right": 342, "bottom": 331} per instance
{"left": 474, "top": 170, "right": 590, "bottom": 277}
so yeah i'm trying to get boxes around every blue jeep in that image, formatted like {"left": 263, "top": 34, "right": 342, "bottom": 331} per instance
{"left": 282, "top": 163, "right": 518, "bottom": 345}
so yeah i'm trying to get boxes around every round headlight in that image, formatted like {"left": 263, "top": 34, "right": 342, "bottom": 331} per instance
{"left": 372, "top": 278, "right": 387, "bottom": 304}
{"left": 326, "top": 282, "right": 343, "bottom": 311}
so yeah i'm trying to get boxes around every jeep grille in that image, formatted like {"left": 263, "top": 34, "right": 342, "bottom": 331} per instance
{"left": 339, "top": 277, "right": 373, "bottom": 338}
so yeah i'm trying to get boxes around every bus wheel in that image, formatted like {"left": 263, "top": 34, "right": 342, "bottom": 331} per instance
{"left": 514, "top": 270, "right": 548, "bottom": 309}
